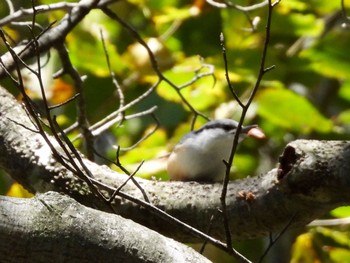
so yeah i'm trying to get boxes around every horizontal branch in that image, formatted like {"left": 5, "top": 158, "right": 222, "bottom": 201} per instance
{"left": 0, "top": 191, "right": 211, "bottom": 263}
{"left": 1, "top": 86, "right": 350, "bottom": 242}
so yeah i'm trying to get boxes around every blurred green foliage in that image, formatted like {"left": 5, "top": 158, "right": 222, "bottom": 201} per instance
{"left": 1, "top": 0, "right": 350, "bottom": 261}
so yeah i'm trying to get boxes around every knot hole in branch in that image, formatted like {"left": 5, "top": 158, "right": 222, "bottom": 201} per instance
{"left": 277, "top": 145, "right": 299, "bottom": 180}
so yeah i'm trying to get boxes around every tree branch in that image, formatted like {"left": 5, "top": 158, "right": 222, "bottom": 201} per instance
{"left": 1, "top": 85, "right": 350, "bottom": 243}
{"left": 0, "top": 191, "right": 211, "bottom": 263}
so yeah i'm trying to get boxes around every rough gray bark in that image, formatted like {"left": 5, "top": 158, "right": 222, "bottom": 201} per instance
{"left": 1, "top": 85, "right": 350, "bottom": 244}
{"left": 0, "top": 191, "right": 211, "bottom": 263}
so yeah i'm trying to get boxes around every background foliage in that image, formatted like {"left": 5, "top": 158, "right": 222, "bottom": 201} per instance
{"left": 1, "top": 0, "right": 350, "bottom": 262}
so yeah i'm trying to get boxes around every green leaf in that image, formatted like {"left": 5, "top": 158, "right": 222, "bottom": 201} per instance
{"left": 153, "top": 6, "right": 197, "bottom": 24}
{"left": 329, "top": 248, "right": 350, "bottom": 263}
{"left": 301, "top": 35, "right": 350, "bottom": 79}
{"left": 277, "top": 0, "right": 308, "bottom": 12}
{"left": 330, "top": 206, "right": 350, "bottom": 218}
{"left": 337, "top": 110, "right": 350, "bottom": 125}
{"left": 313, "top": 227, "right": 350, "bottom": 247}
{"left": 232, "top": 154, "right": 258, "bottom": 179}
{"left": 67, "top": 11, "right": 127, "bottom": 76}
{"left": 339, "top": 80, "right": 350, "bottom": 103}
{"left": 257, "top": 87, "right": 333, "bottom": 133}
{"left": 272, "top": 12, "right": 323, "bottom": 38}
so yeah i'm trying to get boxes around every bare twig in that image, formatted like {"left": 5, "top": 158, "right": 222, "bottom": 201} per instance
{"left": 0, "top": 1, "right": 77, "bottom": 26}
{"left": 101, "top": 7, "right": 209, "bottom": 121}
{"left": 49, "top": 93, "right": 80, "bottom": 110}
{"left": 66, "top": 88, "right": 159, "bottom": 137}
{"left": 0, "top": 0, "right": 118, "bottom": 26}
{"left": 93, "top": 148, "right": 148, "bottom": 202}
{"left": 258, "top": 214, "right": 296, "bottom": 263}
{"left": 219, "top": 0, "right": 278, "bottom": 252}
{"left": 119, "top": 113, "right": 160, "bottom": 151}
{"left": 308, "top": 217, "right": 350, "bottom": 226}
{"left": 199, "top": 214, "right": 218, "bottom": 254}
{"left": 3, "top": 0, "right": 43, "bottom": 30}
{"left": 109, "top": 160, "right": 146, "bottom": 202}
{"left": 177, "top": 60, "right": 216, "bottom": 90}
{"left": 100, "top": 29, "right": 125, "bottom": 116}
{"left": 206, "top": 0, "right": 268, "bottom": 11}
{"left": 54, "top": 43, "right": 95, "bottom": 160}
{"left": 220, "top": 33, "right": 244, "bottom": 108}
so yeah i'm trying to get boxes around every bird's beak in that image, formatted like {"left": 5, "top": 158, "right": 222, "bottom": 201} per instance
{"left": 242, "top": 125, "right": 266, "bottom": 139}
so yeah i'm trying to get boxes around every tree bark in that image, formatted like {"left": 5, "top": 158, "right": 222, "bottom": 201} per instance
{"left": 1, "top": 85, "right": 350, "bottom": 244}
{"left": 0, "top": 191, "right": 211, "bottom": 263}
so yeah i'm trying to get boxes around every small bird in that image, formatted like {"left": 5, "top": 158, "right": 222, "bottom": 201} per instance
{"left": 167, "top": 119, "right": 265, "bottom": 182}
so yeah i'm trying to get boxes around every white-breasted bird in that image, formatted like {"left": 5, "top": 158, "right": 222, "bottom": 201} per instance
{"left": 167, "top": 119, "right": 265, "bottom": 182}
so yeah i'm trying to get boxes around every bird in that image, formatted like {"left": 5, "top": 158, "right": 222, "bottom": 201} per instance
{"left": 167, "top": 119, "right": 265, "bottom": 182}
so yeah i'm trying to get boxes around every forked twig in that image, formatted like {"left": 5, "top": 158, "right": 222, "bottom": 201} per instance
{"left": 54, "top": 43, "right": 95, "bottom": 160}
{"left": 219, "top": 0, "right": 278, "bottom": 253}
{"left": 101, "top": 7, "right": 210, "bottom": 121}
{"left": 258, "top": 214, "right": 296, "bottom": 263}
{"left": 93, "top": 148, "right": 148, "bottom": 202}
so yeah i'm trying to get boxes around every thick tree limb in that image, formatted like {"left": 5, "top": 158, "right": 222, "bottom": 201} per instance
{"left": 0, "top": 191, "right": 211, "bottom": 263}
{"left": 1, "top": 86, "right": 350, "bottom": 243}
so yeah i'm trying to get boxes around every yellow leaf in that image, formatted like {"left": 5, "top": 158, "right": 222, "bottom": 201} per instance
{"left": 6, "top": 182, "right": 33, "bottom": 198}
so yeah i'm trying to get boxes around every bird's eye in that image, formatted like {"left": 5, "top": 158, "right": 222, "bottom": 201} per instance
{"left": 221, "top": 124, "right": 235, "bottom": 132}
{"left": 228, "top": 128, "right": 236, "bottom": 134}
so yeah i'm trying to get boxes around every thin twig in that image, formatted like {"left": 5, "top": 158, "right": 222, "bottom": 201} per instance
{"left": 93, "top": 148, "right": 147, "bottom": 202}
{"left": 54, "top": 43, "right": 95, "bottom": 160}
{"left": 49, "top": 93, "right": 80, "bottom": 110}
{"left": 100, "top": 29, "right": 125, "bottom": 116}
{"left": 0, "top": 2, "right": 77, "bottom": 26}
{"left": 177, "top": 61, "right": 216, "bottom": 90}
{"left": 199, "top": 214, "right": 217, "bottom": 254}
{"left": 71, "top": 105, "right": 158, "bottom": 141}
{"left": 109, "top": 160, "right": 145, "bottom": 202}
{"left": 0, "top": 0, "right": 100, "bottom": 79}
{"left": 308, "top": 217, "right": 350, "bottom": 226}
{"left": 94, "top": 146, "right": 150, "bottom": 203}
{"left": 101, "top": 7, "right": 209, "bottom": 121}
{"left": 0, "top": 0, "right": 118, "bottom": 26}
{"left": 220, "top": 0, "right": 278, "bottom": 252}
{"left": 206, "top": 0, "right": 268, "bottom": 11}
{"left": 119, "top": 113, "right": 160, "bottom": 151}
{"left": 258, "top": 213, "right": 296, "bottom": 263}
{"left": 220, "top": 33, "right": 244, "bottom": 108}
